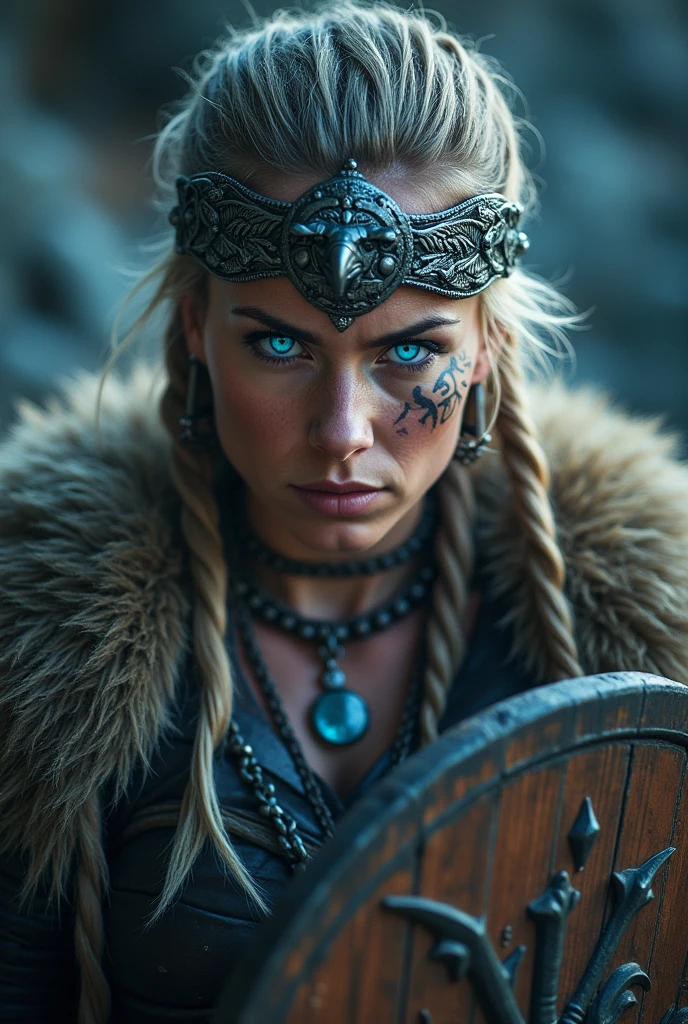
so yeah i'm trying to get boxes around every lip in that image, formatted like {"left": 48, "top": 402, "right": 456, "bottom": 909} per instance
{"left": 295, "top": 480, "right": 382, "bottom": 494}
{"left": 290, "top": 482, "right": 386, "bottom": 517}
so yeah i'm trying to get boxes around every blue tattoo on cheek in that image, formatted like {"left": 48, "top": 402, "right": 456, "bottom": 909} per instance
{"left": 393, "top": 351, "right": 471, "bottom": 435}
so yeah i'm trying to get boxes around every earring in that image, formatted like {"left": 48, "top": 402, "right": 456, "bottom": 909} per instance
{"left": 454, "top": 381, "right": 492, "bottom": 465}
{"left": 179, "top": 354, "right": 217, "bottom": 451}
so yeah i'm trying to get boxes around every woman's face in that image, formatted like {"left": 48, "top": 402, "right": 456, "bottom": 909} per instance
{"left": 181, "top": 169, "right": 492, "bottom": 558}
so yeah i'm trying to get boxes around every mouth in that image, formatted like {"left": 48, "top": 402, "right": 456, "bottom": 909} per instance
{"left": 289, "top": 481, "right": 386, "bottom": 517}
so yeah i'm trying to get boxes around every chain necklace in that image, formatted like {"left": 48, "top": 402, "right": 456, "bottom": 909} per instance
{"left": 225, "top": 719, "right": 311, "bottom": 869}
{"left": 231, "top": 487, "right": 438, "bottom": 578}
{"left": 233, "top": 561, "right": 435, "bottom": 746}
{"left": 231, "top": 597, "right": 425, "bottom": 854}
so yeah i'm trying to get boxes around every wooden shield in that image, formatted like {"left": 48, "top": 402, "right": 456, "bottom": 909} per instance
{"left": 215, "top": 672, "right": 688, "bottom": 1024}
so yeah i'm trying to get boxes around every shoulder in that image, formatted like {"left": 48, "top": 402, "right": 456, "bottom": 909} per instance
{"left": 475, "top": 378, "right": 688, "bottom": 684}
{"left": 0, "top": 362, "right": 190, "bottom": 884}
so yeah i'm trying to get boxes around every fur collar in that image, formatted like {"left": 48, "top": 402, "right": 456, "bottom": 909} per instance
{"left": 1, "top": 362, "right": 688, "bottom": 892}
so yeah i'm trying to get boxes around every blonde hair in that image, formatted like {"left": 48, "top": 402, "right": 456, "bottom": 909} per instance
{"left": 78, "top": 2, "right": 584, "bottom": 1018}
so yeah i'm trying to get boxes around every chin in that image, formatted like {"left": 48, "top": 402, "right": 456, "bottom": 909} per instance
{"left": 290, "top": 519, "right": 389, "bottom": 556}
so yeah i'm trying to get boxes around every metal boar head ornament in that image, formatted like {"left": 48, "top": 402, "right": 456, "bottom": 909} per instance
{"left": 169, "top": 157, "right": 530, "bottom": 332}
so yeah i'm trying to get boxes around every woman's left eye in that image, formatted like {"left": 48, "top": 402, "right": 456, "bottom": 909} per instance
{"left": 384, "top": 343, "right": 436, "bottom": 368}
{"left": 389, "top": 343, "right": 423, "bottom": 362}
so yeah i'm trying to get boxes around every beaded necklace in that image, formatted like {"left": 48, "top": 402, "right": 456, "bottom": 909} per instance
{"left": 233, "top": 560, "right": 434, "bottom": 746}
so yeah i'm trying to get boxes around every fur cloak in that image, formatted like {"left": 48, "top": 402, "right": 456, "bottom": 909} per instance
{"left": 1, "top": 362, "right": 688, "bottom": 898}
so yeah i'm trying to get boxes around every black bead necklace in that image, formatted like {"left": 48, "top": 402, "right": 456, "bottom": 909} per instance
{"left": 231, "top": 597, "right": 426, "bottom": 853}
{"left": 232, "top": 561, "right": 435, "bottom": 746}
{"left": 233, "top": 488, "right": 438, "bottom": 578}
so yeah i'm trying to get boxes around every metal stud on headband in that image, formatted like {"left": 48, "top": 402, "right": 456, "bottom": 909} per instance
{"left": 169, "top": 158, "right": 530, "bottom": 332}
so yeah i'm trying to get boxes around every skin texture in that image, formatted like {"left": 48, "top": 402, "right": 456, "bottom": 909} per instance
{"left": 181, "top": 168, "right": 492, "bottom": 794}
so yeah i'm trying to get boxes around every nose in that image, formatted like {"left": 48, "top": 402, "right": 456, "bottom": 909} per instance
{"left": 308, "top": 369, "right": 374, "bottom": 462}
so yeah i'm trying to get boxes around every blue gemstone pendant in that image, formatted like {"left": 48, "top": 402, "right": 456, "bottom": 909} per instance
{"left": 310, "top": 690, "right": 370, "bottom": 746}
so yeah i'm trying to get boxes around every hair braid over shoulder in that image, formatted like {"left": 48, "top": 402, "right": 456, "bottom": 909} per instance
{"left": 495, "top": 334, "right": 583, "bottom": 682}
{"left": 419, "top": 461, "right": 475, "bottom": 745}
{"left": 154, "top": 321, "right": 266, "bottom": 923}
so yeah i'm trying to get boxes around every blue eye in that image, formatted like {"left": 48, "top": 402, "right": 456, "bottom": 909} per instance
{"left": 392, "top": 343, "right": 422, "bottom": 363}
{"left": 265, "top": 335, "right": 297, "bottom": 356}
{"left": 245, "top": 332, "right": 307, "bottom": 366}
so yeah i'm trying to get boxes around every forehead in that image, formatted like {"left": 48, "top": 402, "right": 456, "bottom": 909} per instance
{"left": 208, "top": 275, "right": 479, "bottom": 347}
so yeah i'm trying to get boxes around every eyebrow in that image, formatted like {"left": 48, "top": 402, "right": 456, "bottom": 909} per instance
{"left": 231, "top": 306, "right": 461, "bottom": 348}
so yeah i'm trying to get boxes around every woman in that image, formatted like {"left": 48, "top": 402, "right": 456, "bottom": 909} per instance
{"left": 1, "top": 2, "right": 687, "bottom": 1021}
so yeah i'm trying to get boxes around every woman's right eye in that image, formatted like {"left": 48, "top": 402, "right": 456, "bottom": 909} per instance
{"left": 259, "top": 335, "right": 301, "bottom": 357}
{"left": 245, "top": 334, "right": 306, "bottom": 363}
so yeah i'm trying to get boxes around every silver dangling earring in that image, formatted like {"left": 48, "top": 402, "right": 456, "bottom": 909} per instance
{"left": 454, "top": 381, "right": 492, "bottom": 465}
{"left": 179, "top": 354, "right": 217, "bottom": 451}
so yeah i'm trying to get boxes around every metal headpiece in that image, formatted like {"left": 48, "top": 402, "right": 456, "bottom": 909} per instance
{"left": 169, "top": 157, "right": 529, "bottom": 332}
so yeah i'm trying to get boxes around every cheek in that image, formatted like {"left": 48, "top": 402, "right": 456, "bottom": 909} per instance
{"left": 385, "top": 406, "right": 461, "bottom": 485}
{"left": 210, "top": 368, "right": 305, "bottom": 471}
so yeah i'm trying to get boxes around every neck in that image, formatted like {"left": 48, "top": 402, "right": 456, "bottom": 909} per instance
{"left": 237, "top": 493, "right": 429, "bottom": 621}
{"left": 249, "top": 552, "right": 427, "bottom": 621}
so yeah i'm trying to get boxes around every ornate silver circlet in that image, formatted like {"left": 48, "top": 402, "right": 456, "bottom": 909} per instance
{"left": 169, "top": 158, "right": 530, "bottom": 331}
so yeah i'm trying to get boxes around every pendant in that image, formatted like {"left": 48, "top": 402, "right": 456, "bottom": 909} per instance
{"left": 310, "top": 634, "right": 369, "bottom": 745}
{"left": 310, "top": 690, "right": 370, "bottom": 746}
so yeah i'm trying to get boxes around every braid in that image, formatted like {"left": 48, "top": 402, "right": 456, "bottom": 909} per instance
{"left": 74, "top": 793, "right": 109, "bottom": 1024}
{"left": 152, "top": 322, "right": 266, "bottom": 924}
{"left": 419, "top": 460, "right": 476, "bottom": 746}
{"left": 495, "top": 334, "right": 583, "bottom": 682}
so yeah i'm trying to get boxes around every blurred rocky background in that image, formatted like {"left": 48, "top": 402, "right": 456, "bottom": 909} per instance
{"left": 0, "top": 0, "right": 686, "bottom": 436}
